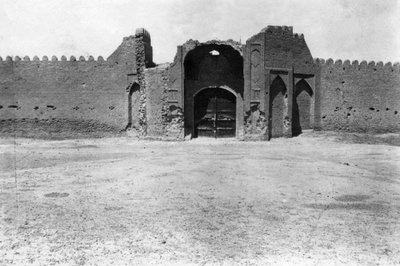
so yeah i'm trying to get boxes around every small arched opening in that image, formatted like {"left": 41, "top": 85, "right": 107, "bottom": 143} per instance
{"left": 293, "top": 79, "right": 313, "bottom": 136}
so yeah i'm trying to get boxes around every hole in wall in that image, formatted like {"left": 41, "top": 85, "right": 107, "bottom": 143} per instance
{"left": 285, "top": 94, "right": 288, "bottom": 98}
{"left": 347, "top": 113, "right": 351, "bottom": 117}
{"left": 374, "top": 68, "right": 377, "bottom": 71}
{"left": 109, "top": 106, "right": 115, "bottom": 110}
{"left": 322, "top": 115, "right": 326, "bottom": 119}
{"left": 369, "top": 107, "right": 375, "bottom": 111}
{"left": 343, "top": 67, "right": 345, "bottom": 70}
{"left": 341, "top": 81, "right": 345, "bottom": 84}
{"left": 46, "top": 105, "right": 56, "bottom": 110}
{"left": 8, "top": 105, "right": 19, "bottom": 109}
{"left": 334, "top": 107, "right": 340, "bottom": 112}
{"left": 376, "top": 109, "right": 380, "bottom": 112}
{"left": 386, "top": 108, "right": 390, "bottom": 111}
{"left": 209, "top": 50, "right": 220, "bottom": 56}
{"left": 395, "top": 111, "right": 398, "bottom": 115}
{"left": 34, "top": 106, "right": 39, "bottom": 110}
{"left": 0, "top": 105, "right": 2, "bottom": 109}
{"left": 72, "top": 106, "right": 79, "bottom": 110}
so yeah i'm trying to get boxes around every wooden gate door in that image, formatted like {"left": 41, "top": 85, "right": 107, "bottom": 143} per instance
{"left": 194, "top": 88, "right": 236, "bottom": 138}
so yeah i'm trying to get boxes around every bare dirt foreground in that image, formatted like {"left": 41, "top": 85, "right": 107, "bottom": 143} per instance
{"left": 1, "top": 132, "right": 400, "bottom": 265}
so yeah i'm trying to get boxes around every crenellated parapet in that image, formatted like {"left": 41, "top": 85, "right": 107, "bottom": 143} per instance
{"left": 314, "top": 57, "right": 400, "bottom": 72}
{"left": 316, "top": 56, "right": 400, "bottom": 133}
{"left": 262, "top": 25, "right": 304, "bottom": 40}
{"left": 262, "top": 25, "right": 293, "bottom": 34}
{"left": 0, "top": 55, "right": 113, "bottom": 66}
{"left": 245, "top": 25, "right": 315, "bottom": 75}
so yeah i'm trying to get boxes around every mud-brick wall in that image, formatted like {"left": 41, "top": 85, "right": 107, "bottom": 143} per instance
{"left": 318, "top": 59, "right": 400, "bottom": 132}
{"left": 0, "top": 56, "right": 133, "bottom": 135}
{"left": 144, "top": 65, "right": 184, "bottom": 140}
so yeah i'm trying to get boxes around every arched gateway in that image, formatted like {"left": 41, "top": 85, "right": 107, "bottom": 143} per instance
{"left": 183, "top": 42, "right": 244, "bottom": 138}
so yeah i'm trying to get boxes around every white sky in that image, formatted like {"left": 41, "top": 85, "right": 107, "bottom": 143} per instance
{"left": 0, "top": 0, "right": 399, "bottom": 63}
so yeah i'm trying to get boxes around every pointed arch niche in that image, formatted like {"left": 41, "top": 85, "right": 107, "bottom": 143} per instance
{"left": 269, "top": 75, "right": 288, "bottom": 138}
{"left": 127, "top": 81, "right": 140, "bottom": 128}
{"left": 293, "top": 79, "right": 314, "bottom": 136}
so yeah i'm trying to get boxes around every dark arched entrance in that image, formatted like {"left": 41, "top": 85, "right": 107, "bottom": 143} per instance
{"left": 183, "top": 43, "right": 244, "bottom": 139}
{"left": 194, "top": 87, "right": 236, "bottom": 138}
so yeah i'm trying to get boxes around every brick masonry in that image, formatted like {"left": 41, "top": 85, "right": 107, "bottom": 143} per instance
{"left": 0, "top": 26, "right": 399, "bottom": 139}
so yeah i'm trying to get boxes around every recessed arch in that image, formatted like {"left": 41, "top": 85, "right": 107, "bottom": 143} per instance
{"left": 127, "top": 81, "right": 140, "bottom": 128}
{"left": 193, "top": 85, "right": 238, "bottom": 98}
{"left": 183, "top": 43, "right": 244, "bottom": 138}
{"left": 269, "top": 76, "right": 287, "bottom": 138}
{"left": 293, "top": 79, "right": 313, "bottom": 136}
{"left": 294, "top": 79, "right": 313, "bottom": 98}
{"left": 184, "top": 44, "right": 243, "bottom": 81}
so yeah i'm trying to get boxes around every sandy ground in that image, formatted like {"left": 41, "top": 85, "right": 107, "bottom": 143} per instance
{"left": 0, "top": 132, "right": 400, "bottom": 265}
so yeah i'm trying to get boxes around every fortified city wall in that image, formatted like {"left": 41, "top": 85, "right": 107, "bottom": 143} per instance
{"left": 0, "top": 30, "right": 152, "bottom": 137}
{"left": 0, "top": 27, "right": 399, "bottom": 139}
{"left": 316, "top": 59, "right": 400, "bottom": 133}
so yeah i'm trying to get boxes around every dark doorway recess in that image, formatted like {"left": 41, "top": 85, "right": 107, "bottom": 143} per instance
{"left": 194, "top": 88, "right": 236, "bottom": 138}
{"left": 269, "top": 76, "right": 287, "bottom": 138}
{"left": 292, "top": 79, "right": 313, "bottom": 136}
